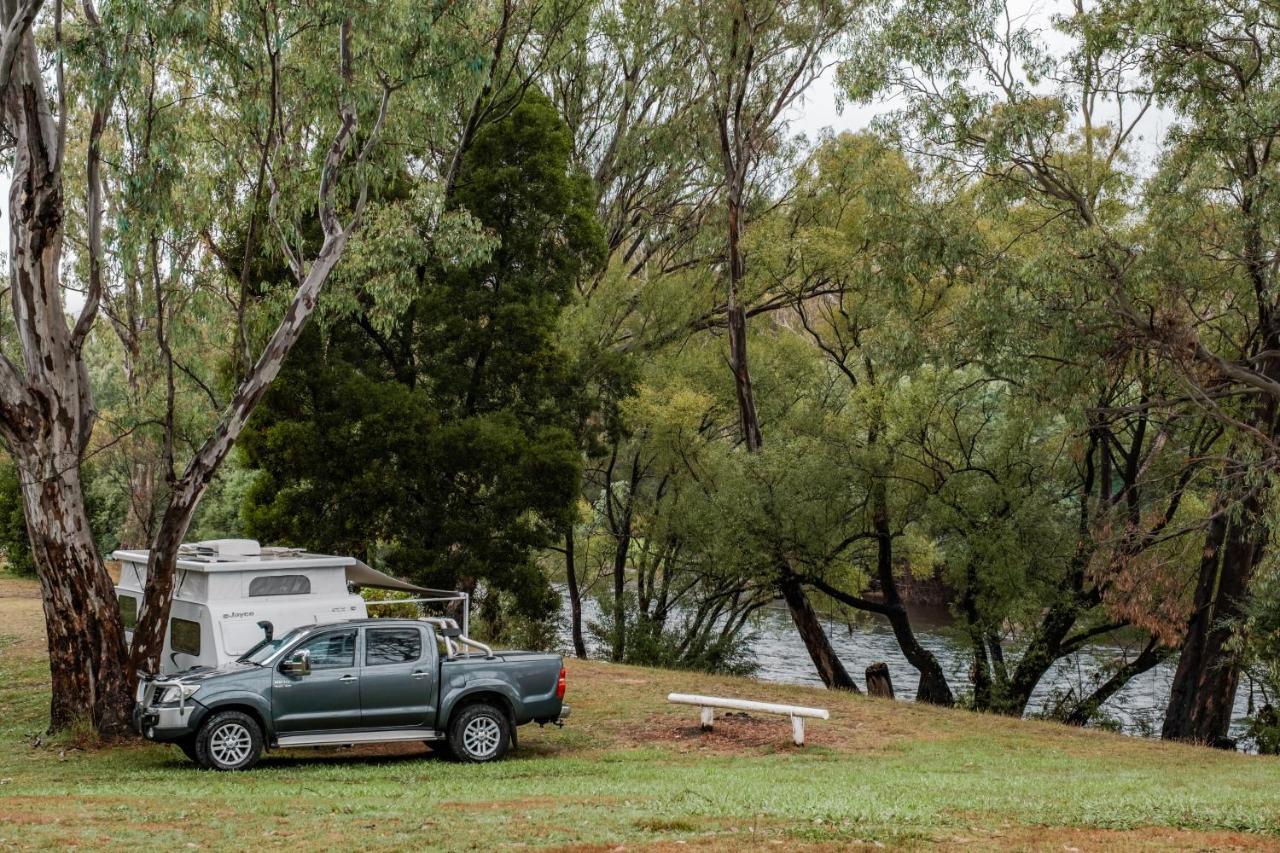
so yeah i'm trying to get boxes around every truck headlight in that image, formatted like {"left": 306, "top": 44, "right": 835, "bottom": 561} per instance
{"left": 153, "top": 683, "right": 201, "bottom": 705}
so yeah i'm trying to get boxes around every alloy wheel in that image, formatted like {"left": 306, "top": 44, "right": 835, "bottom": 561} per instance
{"left": 462, "top": 715, "right": 502, "bottom": 759}
{"left": 209, "top": 722, "right": 253, "bottom": 767}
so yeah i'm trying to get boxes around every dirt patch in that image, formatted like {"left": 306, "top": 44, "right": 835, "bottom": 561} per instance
{"left": 0, "top": 576, "right": 46, "bottom": 662}
{"left": 927, "top": 825, "right": 1280, "bottom": 851}
{"left": 637, "top": 711, "right": 835, "bottom": 754}
{"left": 551, "top": 841, "right": 882, "bottom": 852}
{"left": 554, "top": 825, "right": 1279, "bottom": 852}
{"left": 0, "top": 575, "right": 39, "bottom": 599}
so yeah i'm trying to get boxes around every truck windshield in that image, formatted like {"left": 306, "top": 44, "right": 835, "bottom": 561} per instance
{"left": 239, "top": 627, "right": 310, "bottom": 665}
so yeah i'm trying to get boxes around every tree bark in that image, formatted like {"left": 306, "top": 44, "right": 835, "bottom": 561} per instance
{"left": 1162, "top": 482, "right": 1262, "bottom": 746}
{"left": 1065, "top": 638, "right": 1168, "bottom": 727}
{"left": 725, "top": 193, "right": 762, "bottom": 452}
{"left": 611, "top": 508, "right": 630, "bottom": 662}
{"left": 1000, "top": 591, "right": 1087, "bottom": 716}
{"left": 565, "top": 525, "right": 586, "bottom": 658}
{"left": 779, "top": 566, "right": 859, "bottom": 691}
{"left": 871, "top": 483, "right": 953, "bottom": 705}
{"left": 18, "top": 447, "right": 132, "bottom": 734}
{"left": 866, "top": 662, "right": 895, "bottom": 698}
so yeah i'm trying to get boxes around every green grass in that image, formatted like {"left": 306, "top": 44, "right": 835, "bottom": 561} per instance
{"left": 1, "top": 572, "right": 1279, "bottom": 850}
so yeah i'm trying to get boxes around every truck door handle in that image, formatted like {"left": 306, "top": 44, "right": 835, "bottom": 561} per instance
{"left": 339, "top": 674, "right": 358, "bottom": 683}
{"left": 412, "top": 671, "right": 429, "bottom": 679}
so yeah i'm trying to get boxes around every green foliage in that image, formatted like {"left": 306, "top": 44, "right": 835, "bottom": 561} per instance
{"left": 0, "top": 454, "right": 128, "bottom": 575}
{"left": 589, "top": 598, "right": 759, "bottom": 676}
{"left": 472, "top": 587, "right": 563, "bottom": 651}
{"left": 359, "top": 588, "right": 422, "bottom": 620}
{"left": 1237, "top": 564, "right": 1280, "bottom": 752}
{"left": 242, "top": 91, "right": 605, "bottom": 628}
{"left": 187, "top": 456, "right": 257, "bottom": 542}
{"left": 0, "top": 458, "right": 33, "bottom": 576}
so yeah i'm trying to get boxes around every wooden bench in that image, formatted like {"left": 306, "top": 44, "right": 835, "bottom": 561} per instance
{"left": 667, "top": 693, "right": 830, "bottom": 746}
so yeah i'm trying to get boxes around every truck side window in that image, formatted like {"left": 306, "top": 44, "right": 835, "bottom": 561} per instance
{"left": 365, "top": 628, "right": 422, "bottom": 665}
{"left": 296, "top": 630, "right": 356, "bottom": 669}
{"left": 118, "top": 594, "right": 138, "bottom": 630}
{"left": 171, "top": 618, "right": 201, "bottom": 655}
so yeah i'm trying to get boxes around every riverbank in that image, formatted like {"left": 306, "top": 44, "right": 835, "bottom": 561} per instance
{"left": 2, "top": 573, "right": 1278, "bottom": 850}
{"left": 556, "top": 586, "right": 1251, "bottom": 740}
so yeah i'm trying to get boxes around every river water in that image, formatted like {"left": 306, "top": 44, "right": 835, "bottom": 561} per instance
{"left": 556, "top": 590, "right": 1254, "bottom": 742}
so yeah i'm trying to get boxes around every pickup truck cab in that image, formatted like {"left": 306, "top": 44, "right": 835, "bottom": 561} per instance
{"left": 133, "top": 618, "right": 568, "bottom": 770}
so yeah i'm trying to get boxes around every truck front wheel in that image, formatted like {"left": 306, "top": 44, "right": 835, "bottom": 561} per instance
{"left": 447, "top": 702, "right": 511, "bottom": 763}
{"left": 195, "top": 710, "right": 264, "bottom": 771}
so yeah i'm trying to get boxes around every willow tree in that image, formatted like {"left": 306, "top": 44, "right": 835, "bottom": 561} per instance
{"left": 855, "top": 0, "right": 1280, "bottom": 743}
{"left": 0, "top": 0, "right": 476, "bottom": 733}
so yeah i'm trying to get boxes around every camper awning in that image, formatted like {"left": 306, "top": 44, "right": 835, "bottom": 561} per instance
{"left": 346, "top": 561, "right": 438, "bottom": 595}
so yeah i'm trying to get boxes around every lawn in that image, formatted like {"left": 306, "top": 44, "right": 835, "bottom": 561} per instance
{"left": 1, "top": 573, "right": 1278, "bottom": 851}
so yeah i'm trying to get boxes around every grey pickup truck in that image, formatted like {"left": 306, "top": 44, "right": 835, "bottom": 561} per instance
{"left": 132, "top": 617, "right": 568, "bottom": 770}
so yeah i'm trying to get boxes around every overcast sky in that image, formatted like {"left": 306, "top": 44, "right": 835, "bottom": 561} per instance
{"left": 788, "top": 0, "right": 1174, "bottom": 158}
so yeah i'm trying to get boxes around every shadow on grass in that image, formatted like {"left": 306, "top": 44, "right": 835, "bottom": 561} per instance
{"left": 148, "top": 738, "right": 568, "bottom": 772}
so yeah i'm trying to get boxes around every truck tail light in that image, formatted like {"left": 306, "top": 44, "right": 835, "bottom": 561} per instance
{"left": 555, "top": 666, "right": 566, "bottom": 699}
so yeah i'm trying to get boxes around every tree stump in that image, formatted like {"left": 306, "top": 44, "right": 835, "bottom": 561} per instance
{"left": 866, "top": 662, "right": 895, "bottom": 699}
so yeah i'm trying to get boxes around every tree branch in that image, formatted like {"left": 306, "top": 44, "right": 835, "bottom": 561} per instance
{"left": 0, "top": 0, "right": 43, "bottom": 100}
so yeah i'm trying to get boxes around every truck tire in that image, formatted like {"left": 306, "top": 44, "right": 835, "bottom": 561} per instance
{"left": 194, "top": 710, "right": 264, "bottom": 771}
{"left": 447, "top": 702, "right": 511, "bottom": 763}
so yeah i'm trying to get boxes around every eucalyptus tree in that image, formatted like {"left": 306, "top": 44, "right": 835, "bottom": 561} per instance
{"left": 0, "top": 0, "right": 479, "bottom": 733}
{"left": 547, "top": 0, "right": 731, "bottom": 291}
{"left": 681, "top": 0, "right": 856, "bottom": 452}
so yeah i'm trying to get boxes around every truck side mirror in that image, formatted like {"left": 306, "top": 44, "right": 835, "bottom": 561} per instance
{"left": 280, "top": 649, "right": 311, "bottom": 677}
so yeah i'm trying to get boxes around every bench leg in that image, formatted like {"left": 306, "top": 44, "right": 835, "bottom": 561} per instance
{"left": 791, "top": 715, "right": 805, "bottom": 746}
{"left": 700, "top": 706, "right": 714, "bottom": 731}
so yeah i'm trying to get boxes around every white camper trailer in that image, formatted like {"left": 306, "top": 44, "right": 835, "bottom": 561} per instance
{"left": 113, "top": 539, "right": 467, "bottom": 675}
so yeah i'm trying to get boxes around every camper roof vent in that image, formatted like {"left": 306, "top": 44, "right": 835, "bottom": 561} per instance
{"left": 181, "top": 539, "right": 262, "bottom": 561}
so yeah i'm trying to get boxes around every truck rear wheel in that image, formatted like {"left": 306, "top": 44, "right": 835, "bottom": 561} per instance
{"left": 195, "top": 710, "right": 263, "bottom": 771}
{"left": 447, "top": 702, "right": 511, "bottom": 763}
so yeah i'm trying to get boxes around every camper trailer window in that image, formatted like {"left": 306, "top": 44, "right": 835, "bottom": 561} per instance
{"left": 366, "top": 628, "right": 422, "bottom": 665}
{"left": 248, "top": 574, "right": 311, "bottom": 596}
{"left": 171, "top": 618, "right": 201, "bottom": 656}
{"left": 118, "top": 595, "right": 138, "bottom": 630}
{"left": 297, "top": 630, "right": 356, "bottom": 669}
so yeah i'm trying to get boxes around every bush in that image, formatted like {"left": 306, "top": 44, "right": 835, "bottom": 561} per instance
{"left": 0, "top": 455, "right": 129, "bottom": 577}
{"left": 590, "top": 599, "right": 758, "bottom": 677}
{"left": 1236, "top": 565, "right": 1280, "bottom": 752}
{"left": 360, "top": 587, "right": 423, "bottom": 619}
{"left": 1245, "top": 704, "right": 1280, "bottom": 755}
{"left": 0, "top": 458, "right": 34, "bottom": 576}
{"left": 471, "top": 586, "right": 561, "bottom": 651}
